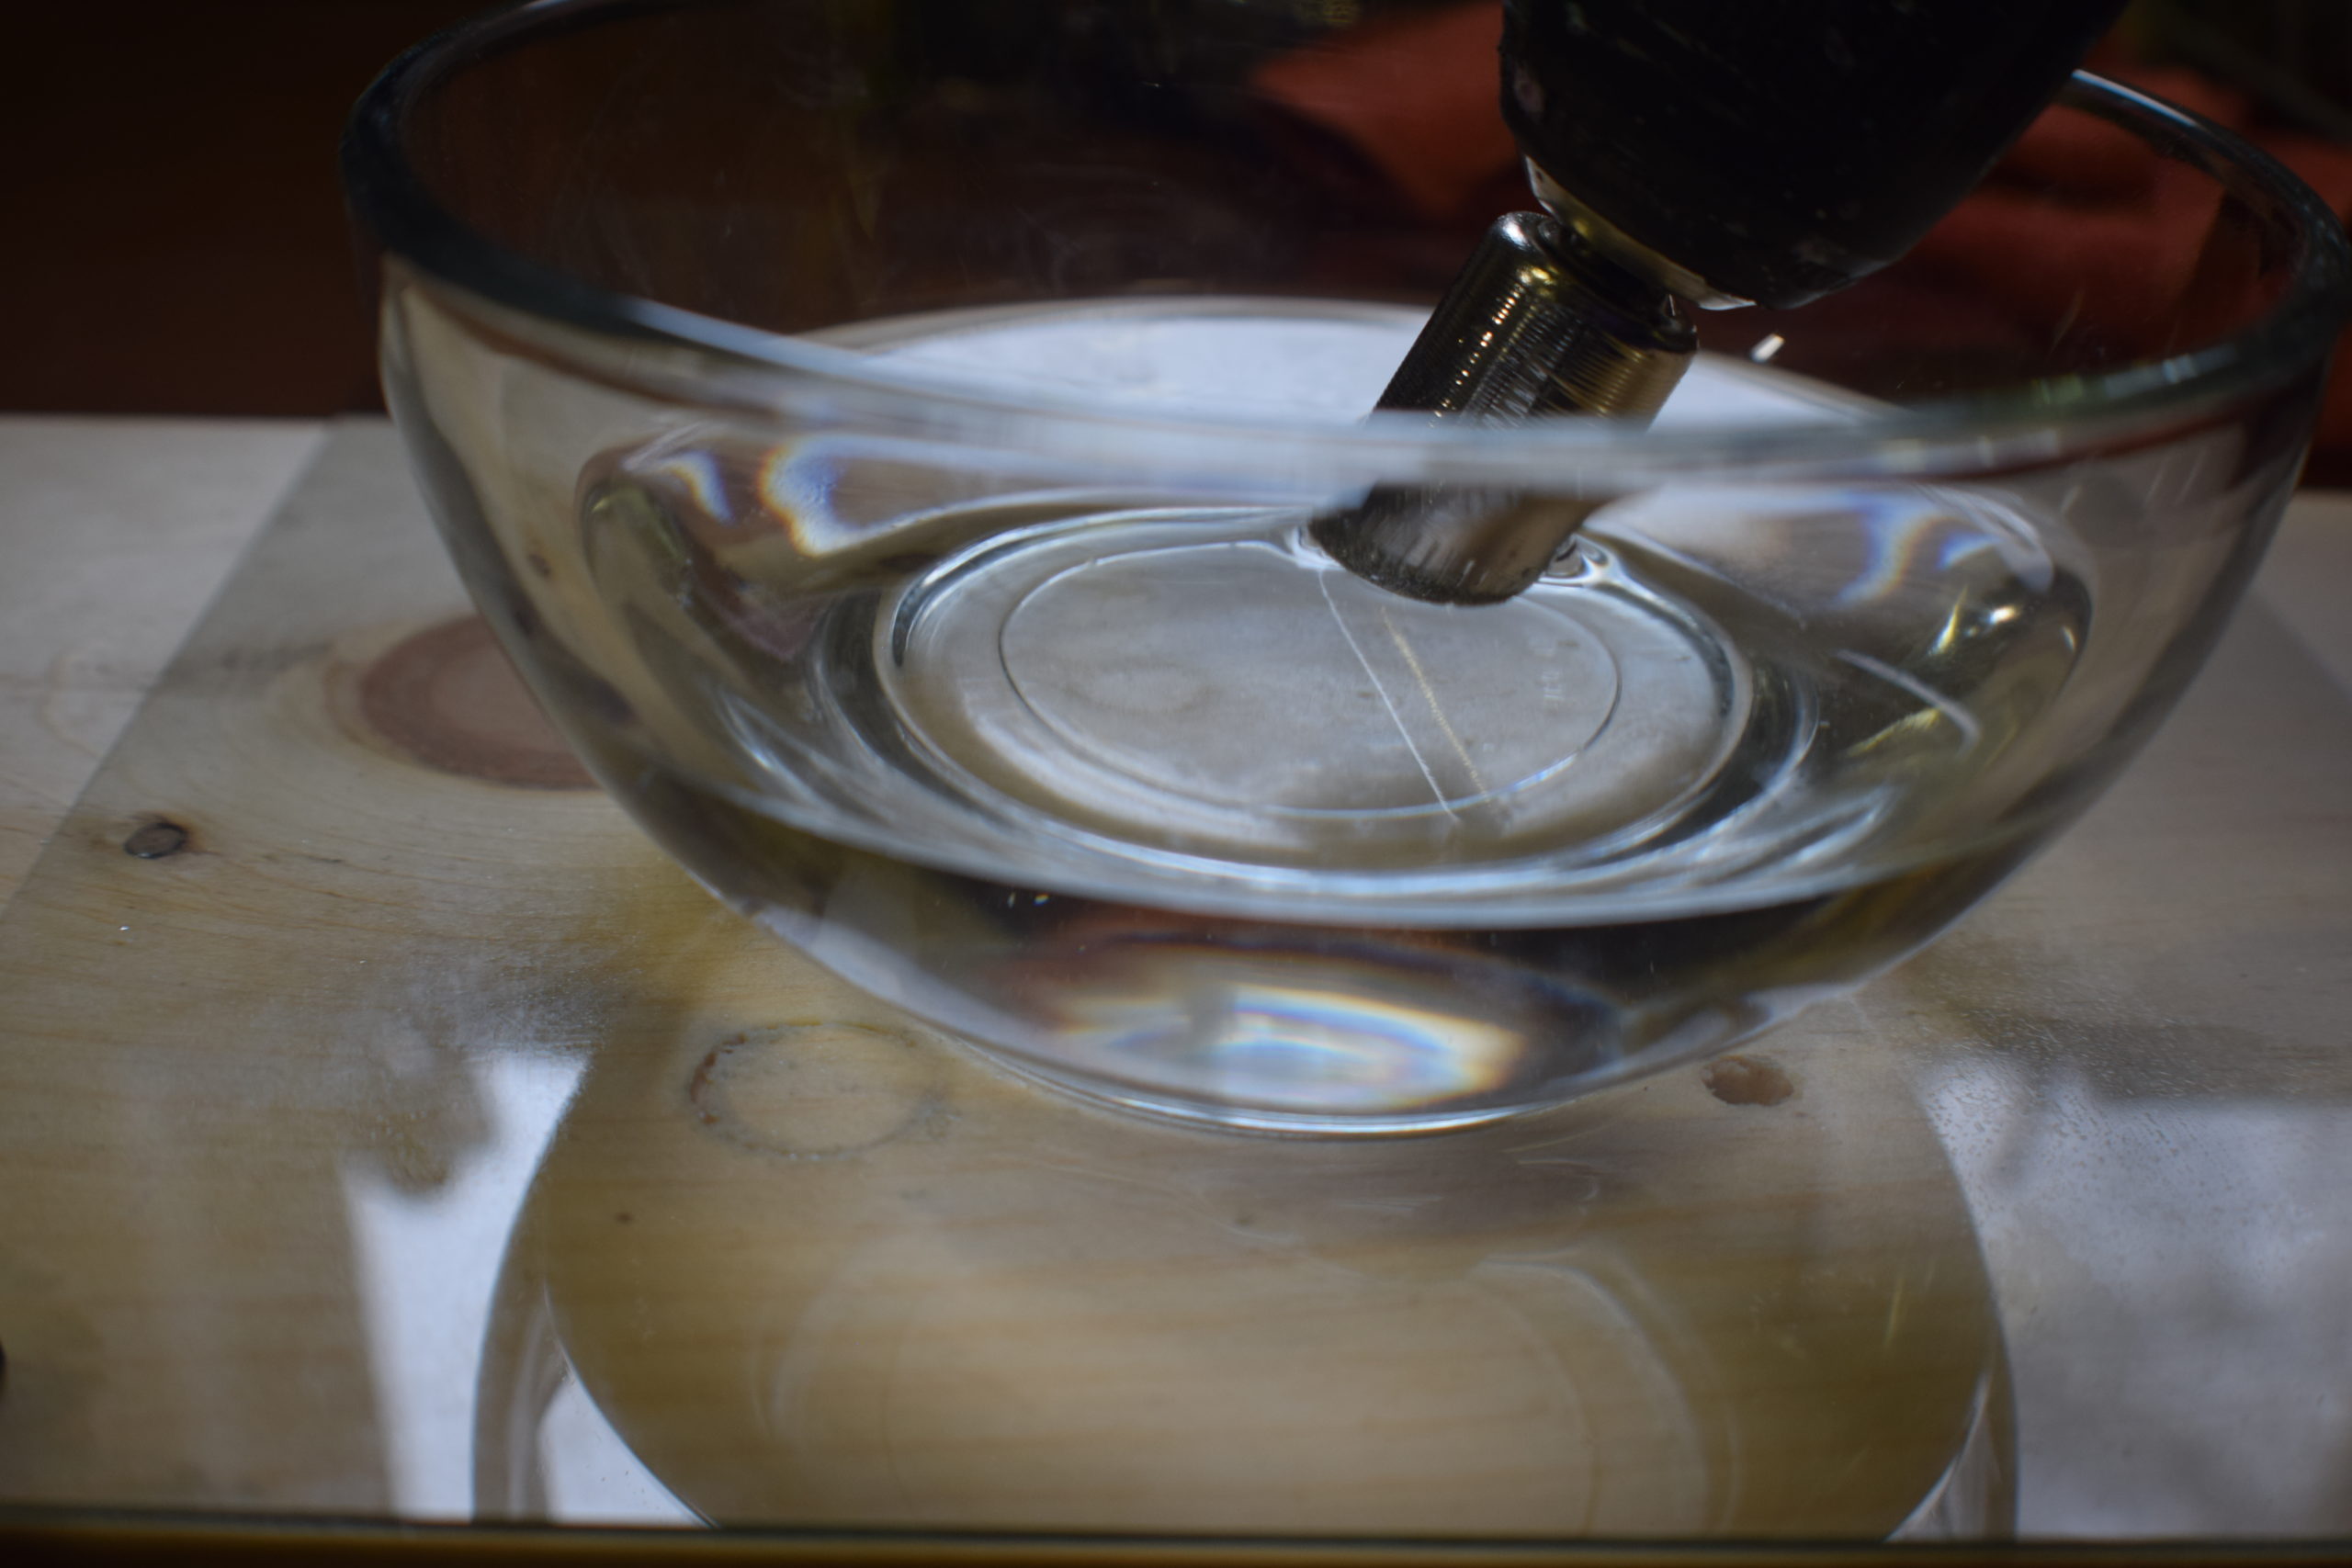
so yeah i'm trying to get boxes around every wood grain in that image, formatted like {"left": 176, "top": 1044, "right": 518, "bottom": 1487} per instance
{"left": 0, "top": 417, "right": 323, "bottom": 901}
{"left": 0, "top": 424, "right": 1999, "bottom": 1532}
{"left": 1, "top": 423, "right": 2348, "bottom": 1538}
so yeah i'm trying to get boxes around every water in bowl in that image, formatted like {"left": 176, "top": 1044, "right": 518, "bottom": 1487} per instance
{"left": 552, "top": 301, "right": 2086, "bottom": 1131}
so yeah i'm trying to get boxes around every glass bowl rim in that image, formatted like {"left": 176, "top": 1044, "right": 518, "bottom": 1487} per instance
{"left": 342, "top": 0, "right": 2352, "bottom": 474}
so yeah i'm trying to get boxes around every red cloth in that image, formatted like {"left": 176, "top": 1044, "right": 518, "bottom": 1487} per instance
{"left": 1252, "top": 2, "right": 1516, "bottom": 221}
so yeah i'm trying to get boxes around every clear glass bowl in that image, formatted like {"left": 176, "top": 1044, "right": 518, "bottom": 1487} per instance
{"left": 345, "top": 0, "right": 2349, "bottom": 1133}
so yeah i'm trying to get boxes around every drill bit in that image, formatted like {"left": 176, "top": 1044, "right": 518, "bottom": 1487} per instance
{"left": 1310, "top": 210, "right": 1694, "bottom": 606}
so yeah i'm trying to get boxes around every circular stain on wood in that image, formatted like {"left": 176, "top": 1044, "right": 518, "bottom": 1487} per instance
{"left": 1702, "top": 1055, "right": 1795, "bottom": 1107}
{"left": 689, "top": 1022, "right": 940, "bottom": 1158}
{"left": 357, "top": 616, "right": 594, "bottom": 790}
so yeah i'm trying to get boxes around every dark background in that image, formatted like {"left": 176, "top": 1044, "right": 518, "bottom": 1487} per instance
{"left": 0, "top": 1, "right": 483, "bottom": 416}
{"left": 1, "top": 0, "right": 2345, "bottom": 422}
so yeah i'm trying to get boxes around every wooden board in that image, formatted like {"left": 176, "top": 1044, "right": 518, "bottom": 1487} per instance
{"left": 1, "top": 423, "right": 2348, "bottom": 1539}
{"left": 0, "top": 418, "right": 322, "bottom": 900}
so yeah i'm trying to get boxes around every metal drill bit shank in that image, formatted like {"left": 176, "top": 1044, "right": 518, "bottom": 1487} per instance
{"left": 1311, "top": 211, "right": 1694, "bottom": 605}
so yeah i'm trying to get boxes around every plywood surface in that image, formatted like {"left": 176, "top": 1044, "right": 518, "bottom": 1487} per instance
{"left": 1, "top": 423, "right": 2348, "bottom": 1538}
{"left": 0, "top": 418, "right": 323, "bottom": 900}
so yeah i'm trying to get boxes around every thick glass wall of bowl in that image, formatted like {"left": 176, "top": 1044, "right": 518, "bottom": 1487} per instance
{"left": 378, "top": 265, "right": 2311, "bottom": 1129}
{"left": 371, "top": 0, "right": 2328, "bottom": 1124}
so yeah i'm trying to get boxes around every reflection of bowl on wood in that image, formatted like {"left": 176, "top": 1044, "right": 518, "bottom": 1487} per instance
{"left": 488, "top": 936, "right": 2004, "bottom": 1536}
